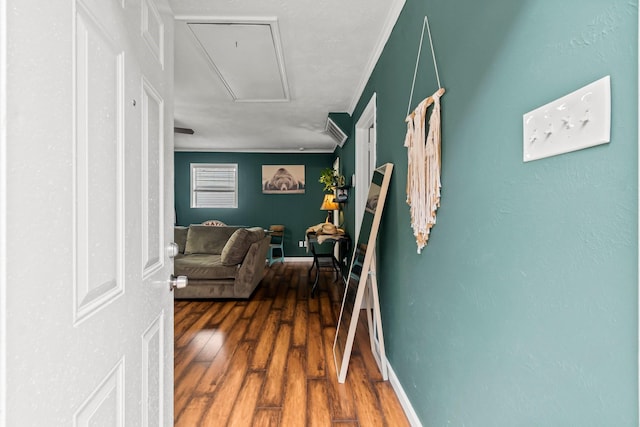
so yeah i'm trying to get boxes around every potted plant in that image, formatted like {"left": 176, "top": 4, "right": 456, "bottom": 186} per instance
{"left": 319, "top": 168, "right": 345, "bottom": 192}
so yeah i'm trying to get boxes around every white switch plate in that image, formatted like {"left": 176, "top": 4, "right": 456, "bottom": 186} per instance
{"left": 523, "top": 75, "right": 611, "bottom": 162}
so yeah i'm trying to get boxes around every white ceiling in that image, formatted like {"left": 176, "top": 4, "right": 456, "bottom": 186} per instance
{"left": 170, "top": 0, "right": 405, "bottom": 153}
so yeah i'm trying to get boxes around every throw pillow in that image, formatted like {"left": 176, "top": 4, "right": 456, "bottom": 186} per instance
{"left": 221, "top": 228, "right": 264, "bottom": 265}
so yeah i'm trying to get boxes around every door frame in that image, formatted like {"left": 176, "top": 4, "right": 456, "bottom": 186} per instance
{"left": 354, "top": 92, "right": 377, "bottom": 239}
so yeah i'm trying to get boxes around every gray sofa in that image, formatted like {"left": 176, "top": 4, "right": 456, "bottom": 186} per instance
{"left": 173, "top": 225, "right": 270, "bottom": 299}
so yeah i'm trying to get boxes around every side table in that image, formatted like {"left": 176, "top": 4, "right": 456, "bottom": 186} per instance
{"left": 306, "top": 231, "right": 350, "bottom": 297}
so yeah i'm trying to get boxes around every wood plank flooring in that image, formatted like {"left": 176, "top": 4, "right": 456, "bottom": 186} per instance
{"left": 174, "top": 261, "right": 410, "bottom": 426}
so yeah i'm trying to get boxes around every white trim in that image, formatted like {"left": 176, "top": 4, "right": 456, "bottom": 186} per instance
{"left": 347, "top": 0, "right": 406, "bottom": 114}
{"left": 280, "top": 257, "right": 313, "bottom": 263}
{"left": 386, "top": 360, "right": 423, "bottom": 427}
{"left": 141, "top": 77, "right": 165, "bottom": 278}
{"left": 355, "top": 93, "right": 377, "bottom": 239}
{"left": 141, "top": 311, "right": 165, "bottom": 427}
{"left": 72, "top": 4, "right": 126, "bottom": 325}
{"left": 141, "top": 0, "right": 165, "bottom": 69}
{"left": 0, "top": 0, "right": 7, "bottom": 423}
{"left": 73, "top": 357, "right": 126, "bottom": 426}
{"left": 637, "top": 5, "right": 639, "bottom": 423}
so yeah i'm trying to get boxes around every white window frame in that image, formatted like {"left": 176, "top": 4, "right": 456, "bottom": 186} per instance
{"left": 190, "top": 163, "right": 238, "bottom": 209}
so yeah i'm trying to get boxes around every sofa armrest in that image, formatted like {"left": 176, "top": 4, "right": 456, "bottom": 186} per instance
{"left": 235, "top": 236, "right": 270, "bottom": 296}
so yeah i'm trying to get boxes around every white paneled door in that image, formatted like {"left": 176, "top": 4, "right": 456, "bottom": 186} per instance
{"left": 2, "top": 0, "right": 175, "bottom": 425}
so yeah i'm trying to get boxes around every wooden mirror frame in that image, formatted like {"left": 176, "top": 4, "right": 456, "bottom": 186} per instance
{"left": 332, "top": 163, "right": 393, "bottom": 383}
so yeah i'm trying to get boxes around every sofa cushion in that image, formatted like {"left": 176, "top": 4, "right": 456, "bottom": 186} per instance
{"left": 184, "top": 225, "right": 239, "bottom": 255}
{"left": 174, "top": 254, "right": 239, "bottom": 280}
{"left": 174, "top": 226, "right": 189, "bottom": 254}
{"left": 220, "top": 227, "right": 266, "bottom": 265}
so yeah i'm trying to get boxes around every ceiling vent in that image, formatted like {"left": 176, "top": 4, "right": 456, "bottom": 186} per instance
{"left": 325, "top": 117, "right": 348, "bottom": 147}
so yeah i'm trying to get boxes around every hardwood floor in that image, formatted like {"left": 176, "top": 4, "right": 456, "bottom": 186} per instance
{"left": 174, "top": 261, "right": 410, "bottom": 426}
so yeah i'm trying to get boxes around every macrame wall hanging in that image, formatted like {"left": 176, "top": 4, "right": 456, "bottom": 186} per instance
{"left": 404, "top": 16, "right": 445, "bottom": 254}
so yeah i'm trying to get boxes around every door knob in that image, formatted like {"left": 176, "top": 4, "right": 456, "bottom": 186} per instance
{"left": 169, "top": 275, "right": 187, "bottom": 291}
{"left": 166, "top": 242, "right": 180, "bottom": 258}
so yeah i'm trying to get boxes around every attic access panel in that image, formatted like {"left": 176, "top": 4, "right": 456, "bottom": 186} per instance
{"left": 187, "top": 19, "right": 290, "bottom": 102}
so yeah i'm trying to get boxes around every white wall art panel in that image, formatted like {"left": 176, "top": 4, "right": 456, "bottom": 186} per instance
{"left": 142, "top": 0, "right": 164, "bottom": 68}
{"left": 142, "top": 312, "right": 164, "bottom": 427}
{"left": 141, "top": 78, "right": 164, "bottom": 278}
{"left": 74, "top": 4, "right": 125, "bottom": 325}
{"left": 73, "top": 358, "right": 125, "bottom": 426}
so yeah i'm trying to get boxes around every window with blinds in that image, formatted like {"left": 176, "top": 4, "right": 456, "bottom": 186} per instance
{"left": 190, "top": 163, "right": 238, "bottom": 208}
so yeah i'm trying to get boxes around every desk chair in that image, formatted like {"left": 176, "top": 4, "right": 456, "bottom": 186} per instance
{"left": 267, "top": 225, "right": 285, "bottom": 266}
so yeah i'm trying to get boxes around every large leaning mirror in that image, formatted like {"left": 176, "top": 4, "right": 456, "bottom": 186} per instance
{"left": 333, "top": 163, "right": 393, "bottom": 383}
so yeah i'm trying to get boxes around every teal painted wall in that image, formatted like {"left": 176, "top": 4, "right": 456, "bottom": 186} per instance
{"left": 338, "top": 0, "right": 638, "bottom": 425}
{"left": 175, "top": 152, "right": 334, "bottom": 257}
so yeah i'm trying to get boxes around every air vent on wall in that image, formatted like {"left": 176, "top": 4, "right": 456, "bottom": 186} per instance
{"left": 325, "top": 117, "right": 348, "bottom": 147}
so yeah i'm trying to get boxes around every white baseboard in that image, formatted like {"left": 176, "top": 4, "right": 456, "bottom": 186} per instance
{"left": 283, "top": 256, "right": 313, "bottom": 262}
{"left": 386, "top": 359, "right": 423, "bottom": 427}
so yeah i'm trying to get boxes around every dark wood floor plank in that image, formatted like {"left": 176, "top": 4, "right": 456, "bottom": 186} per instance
{"left": 375, "top": 382, "right": 412, "bottom": 427}
{"left": 281, "top": 347, "right": 307, "bottom": 426}
{"left": 281, "top": 288, "right": 297, "bottom": 323}
{"left": 354, "top": 311, "right": 384, "bottom": 382}
{"left": 252, "top": 409, "right": 280, "bottom": 426}
{"left": 193, "top": 329, "right": 225, "bottom": 363}
{"left": 195, "top": 317, "right": 249, "bottom": 394}
{"left": 308, "top": 379, "right": 332, "bottom": 427}
{"left": 272, "top": 279, "right": 287, "bottom": 310}
{"left": 322, "top": 326, "right": 357, "bottom": 421}
{"left": 259, "top": 323, "right": 292, "bottom": 406}
{"left": 292, "top": 300, "right": 308, "bottom": 347}
{"left": 174, "top": 329, "right": 214, "bottom": 382}
{"left": 174, "top": 394, "right": 210, "bottom": 427}
{"left": 319, "top": 293, "right": 336, "bottom": 326}
{"left": 175, "top": 307, "right": 219, "bottom": 348}
{"left": 227, "top": 372, "right": 265, "bottom": 427}
{"left": 244, "top": 299, "right": 273, "bottom": 341}
{"left": 174, "top": 361, "right": 208, "bottom": 421}
{"left": 251, "top": 310, "right": 281, "bottom": 370}
{"left": 241, "top": 299, "right": 261, "bottom": 319}
{"left": 347, "top": 355, "right": 385, "bottom": 427}
{"left": 173, "top": 313, "right": 200, "bottom": 344}
{"left": 289, "top": 267, "right": 300, "bottom": 290}
{"left": 173, "top": 301, "right": 191, "bottom": 324}
{"left": 201, "top": 341, "right": 254, "bottom": 424}
{"left": 207, "top": 300, "right": 236, "bottom": 326}
{"left": 307, "top": 313, "right": 325, "bottom": 378}
{"left": 297, "top": 266, "right": 311, "bottom": 300}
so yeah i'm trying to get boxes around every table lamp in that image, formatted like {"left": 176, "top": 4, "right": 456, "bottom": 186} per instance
{"left": 320, "top": 194, "right": 339, "bottom": 223}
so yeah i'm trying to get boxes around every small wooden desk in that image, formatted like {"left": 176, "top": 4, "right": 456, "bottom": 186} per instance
{"left": 306, "top": 231, "right": 350, "bottom": 297}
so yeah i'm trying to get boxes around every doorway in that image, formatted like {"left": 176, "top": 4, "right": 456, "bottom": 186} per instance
{"left": 354, "top": 93, "right": 377, "bottom": 239}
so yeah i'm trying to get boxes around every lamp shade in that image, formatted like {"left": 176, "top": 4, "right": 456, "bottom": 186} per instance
{"left": 320, "top": 194, "right": 339, "bottom": 211}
